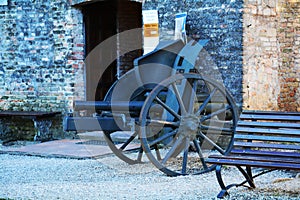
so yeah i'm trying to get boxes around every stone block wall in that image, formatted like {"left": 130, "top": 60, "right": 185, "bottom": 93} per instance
{"left": 143, "top": 0, "right": 244, "bottom": 106}
{"left": 0, "top": 0, "right": 85, "bottom": 141}
{"left": 0, "top": 0, "right": 84, "bottom": 112}
{"left": 243, "top": 0, "right": 280, "bottom": 110}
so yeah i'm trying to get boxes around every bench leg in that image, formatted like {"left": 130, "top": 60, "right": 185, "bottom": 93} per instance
{"left": 33, "top": 119, "right": 53, "bottom": 141}
{"left": 246, "top": 166, "right": 255, "bottom": 188}
{"left": 215, "top": 165, "right": 257, "bottom": 198}
{"left": 236, "top": 166, "right": 256, "bottom": 188}
{"left": 215, "top": 165, "right": 235, "bottom": 198}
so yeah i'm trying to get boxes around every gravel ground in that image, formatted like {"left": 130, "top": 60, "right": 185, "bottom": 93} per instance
{"left": 0, "top": 153, "right": 299, "bottom": 200}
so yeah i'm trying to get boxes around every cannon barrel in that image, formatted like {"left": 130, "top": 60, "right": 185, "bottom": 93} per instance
{"left": 73, "top": 101, "right": 145, "bottom": 112}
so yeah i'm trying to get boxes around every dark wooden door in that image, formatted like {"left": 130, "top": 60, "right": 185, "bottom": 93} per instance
{"left": 82, "top": 0, "right": 142, "bottom": 101}
{"left": 83, "top": 1, "right": 117, "bottom": 101}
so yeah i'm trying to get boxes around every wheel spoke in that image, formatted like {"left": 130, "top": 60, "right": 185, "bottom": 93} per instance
{"left": 200, "top": 105, "right": 232, "bottom": 123}
{"left": 148, "top": 129, "right": 178, "bottom": 146}
{"left": 161, "top": 135, "right": 184, "bottom": 165}
{"left": 186, "top": 78, "right": 198, "bottom": 114}
{"left": 146, "top": 118, "right": 180, "bottom": 128}
{"left": 193, "top": 139, "right": 208, "bottom": 170}
{"left": 198, "top": 131, "right": 225, "bottom": 154}
{"left": 104, "top": 131, "right": 141, "bottom": 164}
{"left": 155, "top": 96, "right": 181, "bottom": 120}
{"left": 200, "top": 124, "right": 233, "bottom": 133}
{"left": 154, "top": 144, "right": 162, "bottom": 161}
{"left": 139, "top": 73, "right": 238, "bottom": 176}
{"left": 181, "top": 137, "right": 190, "bottom": 174}
{"left": 196, "top": 87, "right": 217, "bottom": 116}
{"left": 171, "top": 83, "right": 187, "bottom": 115}
{"left": 120, "top": 131, "right": 138, "bottom": 150}
{"left": 137, "top": 147, "right": 144, "bottom": 162}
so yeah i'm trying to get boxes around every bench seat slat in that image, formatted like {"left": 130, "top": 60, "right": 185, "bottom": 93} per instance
{"left": 234, "top": 134, "right": 300, "bottom": 143}
{"left": 208, "top": 154, "right": 300, "bottom": 164}
{"left": 236, "top": 127, "right": 300, "bottom": 136}
{"left": 207, "top": 110, "right": 300, "bottom": 198}
{"left": 234, "top": 141, "right": 300, "bottom": 150}
{"left": 242, "top": 110, "right": 300, "bottom": 116}
{"left": 239, "top": 114, "right": 300, "bottom": 121}
{"left": 237, "top": 121, "right": 300, "bottom": 129}
{"left": 230, "top": 149, "right": 300, "bottom": 158}
{"left": 206, "top": 158, "right": 300, "bottom": 170}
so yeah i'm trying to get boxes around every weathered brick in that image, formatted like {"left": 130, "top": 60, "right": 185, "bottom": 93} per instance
{"left": 243, "top": 0, "right": 300, "bottom": 111}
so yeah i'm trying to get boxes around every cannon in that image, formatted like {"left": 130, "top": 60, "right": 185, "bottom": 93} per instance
{"left": 64, "top": 39, "right": 239, "bottom": 176}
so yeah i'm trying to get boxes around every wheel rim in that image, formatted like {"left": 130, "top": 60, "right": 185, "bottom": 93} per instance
{"left": 139, "top": 73, "right": 238, "bottom": 176}
{"left": 101, "top": 74, "right": 147, "bottom": 165}
{"left": 103, "top": 130, "right": 143, "bottom": 164}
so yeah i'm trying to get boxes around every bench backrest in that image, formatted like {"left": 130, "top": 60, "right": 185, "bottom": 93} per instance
{"left": 231, "top": 111, "right": 300, "bottom": 158}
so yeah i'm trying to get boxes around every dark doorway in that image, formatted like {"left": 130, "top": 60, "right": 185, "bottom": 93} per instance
{"left": 82, "top": 0, "right": 142, "bottom": 101}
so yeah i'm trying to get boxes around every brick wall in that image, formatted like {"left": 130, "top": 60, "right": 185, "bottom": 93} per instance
{"left": 277, "top": 0, "right": 300, "bottom": 112}
{"left": 243, "top": 0, "right": 300, "bottom": 112}
{"left": 0, "top": 0, "right": 84, "bottom": 113}
{"left": 0, "top": 0, "right": 85, "bottom": 141}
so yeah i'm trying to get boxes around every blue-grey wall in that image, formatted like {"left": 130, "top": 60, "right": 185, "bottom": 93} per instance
{"left": 143, "top": 0, "right": 244, "bottom": 106}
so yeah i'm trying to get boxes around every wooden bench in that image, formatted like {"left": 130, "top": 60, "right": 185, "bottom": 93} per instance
{"left": 206, "top": 110, "right": 300, "bottom": 198}
{"left": 0, "top": 111, "right": 61, "bottom": 142}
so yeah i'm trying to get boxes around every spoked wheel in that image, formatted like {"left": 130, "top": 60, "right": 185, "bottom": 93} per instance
{"left": 139, "top": 73, "right": 239, "bottom": 176}
{"left": 102, "top": 94, "right": 145, "bottom": 165}
{"left": 101, "top": 69, "right": 150, "bottom": 165}
{"left": 103, "top": 130, "right": 143, "bottom": 164}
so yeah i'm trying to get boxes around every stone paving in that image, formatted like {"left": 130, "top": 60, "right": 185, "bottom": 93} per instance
{"left": 0, "top": 131, "right": 114, "bottom": 159}
{"left": 0, "top": 139, "right": 114, "bottom": 159}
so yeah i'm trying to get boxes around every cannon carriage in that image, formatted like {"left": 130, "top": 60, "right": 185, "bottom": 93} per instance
{"left": 64, "top": 39, "right": 239, "bottom": 176}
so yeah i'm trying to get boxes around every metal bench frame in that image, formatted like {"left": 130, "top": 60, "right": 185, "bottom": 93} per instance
{"left": 207, "top": 110, "right": 300, "bottom": 198}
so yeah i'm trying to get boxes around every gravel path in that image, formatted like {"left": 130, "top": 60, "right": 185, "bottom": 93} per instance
{"left": 0, "top": 153, "right": 299, "bottom": 200}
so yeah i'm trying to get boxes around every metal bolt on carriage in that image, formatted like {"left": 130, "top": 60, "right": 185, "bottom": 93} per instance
{"left": 64, "top": 39, "right": 239, "bottom": 176}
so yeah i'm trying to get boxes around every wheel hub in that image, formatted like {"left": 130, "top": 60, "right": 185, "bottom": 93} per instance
{"left": 178, "top": 114, "right": 199, "bottom": 140}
